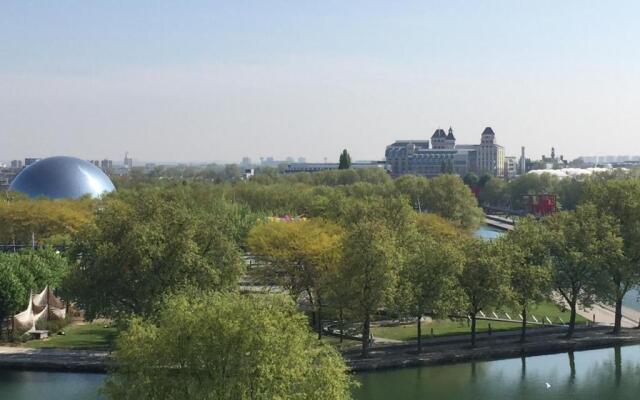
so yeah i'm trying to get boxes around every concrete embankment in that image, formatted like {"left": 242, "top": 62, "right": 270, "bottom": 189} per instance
{"left": 3, "top": 327, "right": 640, "bottom": 374}
{"left": 344, "top": 327, "right": 640, "bottom": 372}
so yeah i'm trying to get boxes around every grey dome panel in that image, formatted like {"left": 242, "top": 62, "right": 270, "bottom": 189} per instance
{"left": 9, "top": 156, "right": 116, "bottom": 199}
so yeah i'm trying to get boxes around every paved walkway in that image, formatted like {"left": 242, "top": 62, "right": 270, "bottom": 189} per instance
{"left": 344, "top": 326, "right": 640, "bottom": 372}
{"left": 0, "top": 346, "right": 109, "bottom": 372}
{"left": 577, "top": 303, "right": 640, "bottom": 328}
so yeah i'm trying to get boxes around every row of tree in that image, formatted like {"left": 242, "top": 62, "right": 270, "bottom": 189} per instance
{"left": 246, "top": 178, "right": 640, "bottom": 356}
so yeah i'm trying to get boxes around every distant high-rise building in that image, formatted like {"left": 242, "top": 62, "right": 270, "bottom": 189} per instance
{"left": 10, "top": 160, "right": 23, "bottom": 169}
{"left": 24, "top": 158, "right": 40, "bottom": 167}
{"left": 124, "top": 152, "right": 133, "bottom": 169}
{"left": 297, "top": 157, "right": 306, "bottom": 163}
{"left": 90, "top": 160, "right": 100, "bottom": 167}
{"left": 101, "top": 159, "right": 113, "bottom": 172}
{"left": 519, "top": 146, "right": 526, "bottom": 175}
{"left": 477, "top": 127, "right": 505, "bottom": 176}
{"left": 241, "top": 157, "right": 252, "bottom": 166}
{"left": 504, "top": 156, "right": 518, "bottom": 178}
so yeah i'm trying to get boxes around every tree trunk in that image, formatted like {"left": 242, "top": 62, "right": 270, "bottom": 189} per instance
{"left": 317, "top": 303, "right": 323, "bottom": 340}
{"left": 339, "top": 308, "right": 344, "bottom": 344}
{"left": 520, "top": 305, "right": 527, "bottom": 342}
{"left": 567, "top": 301, "right": 577, "bottom": 338}
{"left": 417, "top": 314, "right": 422, "bottom": 353}
{"left": 613, "top": 298, "right": 623, "bottom": 335}
{"left": 362, "top": 314, "right": 371, "bottom": 357}
{"left": 470, "top": 313, "right": 477, "bottom": 347}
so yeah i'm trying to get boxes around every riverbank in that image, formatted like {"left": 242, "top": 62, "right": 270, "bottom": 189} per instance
{"left": 3, "top": 326, "right": 640, "bottom": 374}
{"left": 0, "top": 347, "right": 109, "bottom": 373}
{"left": 344, "top": 326, "right": 640, "bottom": 372}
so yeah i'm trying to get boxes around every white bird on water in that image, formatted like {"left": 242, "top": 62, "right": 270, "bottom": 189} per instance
{"left": 545, "top": 382, "right": 551, "bottom": 389}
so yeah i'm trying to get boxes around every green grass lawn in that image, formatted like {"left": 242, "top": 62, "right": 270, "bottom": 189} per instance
{"left": 319, "top": 335, "right": 361, "bottom": 350}
{"left": 371, "top": 301, "right": 587, "bottom": 342}
{"left": 24, "top": 322, "right": 118, "bottom": 350}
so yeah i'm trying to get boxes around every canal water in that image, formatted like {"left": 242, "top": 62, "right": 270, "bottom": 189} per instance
{"left": 0, "top": 370, "right": 104, "bottom": 399}
{"left": 353, "top": 345, "right": 640, "bottom": 400}
{"left": 3, "top": 345, "right": 640, "bottom": 399}
{"left": 474, "top": 224, "right": 503, "bottom": 240}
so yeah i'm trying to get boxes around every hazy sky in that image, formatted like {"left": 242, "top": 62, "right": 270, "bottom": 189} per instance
{"left": 2, "top": 1, "right": 640, "bottom": 163}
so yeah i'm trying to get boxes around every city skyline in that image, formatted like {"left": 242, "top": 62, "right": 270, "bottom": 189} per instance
{"left": 3, "top": 2, "right": 640, "bottom": 162}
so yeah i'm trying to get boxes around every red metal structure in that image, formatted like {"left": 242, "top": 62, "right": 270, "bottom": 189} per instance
{"left": 523, "top": 194, "right": 557, "bottom": 216}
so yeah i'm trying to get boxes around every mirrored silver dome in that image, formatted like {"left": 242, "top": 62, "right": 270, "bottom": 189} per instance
{"left": 10, "top": 156, "right": 116, "bottom": 199}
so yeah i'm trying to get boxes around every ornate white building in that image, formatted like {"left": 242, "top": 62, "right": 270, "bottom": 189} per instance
{"left": 385, "top": 126, "right": 505, "bottom": 178}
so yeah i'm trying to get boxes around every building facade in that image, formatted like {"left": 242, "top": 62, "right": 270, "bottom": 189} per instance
{"left": 385, "top": 126, "right": 505, "bottom": 178}
{"left": 504, "top": 156, "right": 518, "bottom": 178}
{"left": 476, "top": 127, "right": 505, "bottom": 176}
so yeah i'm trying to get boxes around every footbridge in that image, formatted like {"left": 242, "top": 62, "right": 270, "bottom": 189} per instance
{"left": 484, "top": 214, "right": 515, "bottom": 231}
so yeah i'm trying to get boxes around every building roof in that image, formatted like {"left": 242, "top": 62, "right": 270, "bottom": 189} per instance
{"left": 431, "top": 128, "right": 446, "bottom": 139}
{"left": 482, "top": 127, "right": 495, "bottom": 136}
{"left": 447, "top": 127, "right": 456, "bottom": 140}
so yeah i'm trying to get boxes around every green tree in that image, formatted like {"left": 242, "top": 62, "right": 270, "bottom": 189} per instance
{"left": 104, "top": 292, "right": 353, "bottom": 400}
{"left": 503, "top": 218, "right": 553, "bottom": 341}
{"left": 479, "top": 178, "right": 508, "bottom": 207}
{"left": 583, "top": 179, "right": 640, "bottom": 333}
{"left": 422, "top": 175, "right": 483, "bottom": 230}
{"left": 342, "top": 221, "right": 398, "bottom": 357}
{"left": 396, "top": 235, "right": 463, "bottom": 352}
{"left": 66, "top": 189, "right": 244, "bottom": 320}
{"left": 545, "top": 205, "right": 612, "bottom": 337}
{"left": 478, "top": 174, "right": 492, "bottom": 188}
{"left": 457, "top": 238, "right": 511, "bottom": 347}
{"left": 508, "top": 173, "right": 559, "bottom": 210}
{"left": 0, "top": 197, "right": 95, "bottom": 245}
{"left": 222, "top": 164, "right": 242, "bottom": 182}
{"left": 0, "top": 263, "right": 27, "bottom": 332}
{"left": 247, "top": 219, "right": 344, "bottom": 339}
{"left": 338, "top": 149, "right": 352, "bottom": 169}
{"left": 463, "top": 172, "right": 479, "bottom": 187}
{"left": 393, "top": 174, "right": 430, "bottom": 211}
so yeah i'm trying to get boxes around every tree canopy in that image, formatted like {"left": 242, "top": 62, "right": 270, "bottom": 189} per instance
{"left": 338, "top": 149, "right": 352, "bottom": 169}
{"left": 66, "top": 187, "right": 245, "bottom": 320}
{"left": 0, "top": 197, "right": 95, "bottom": 245}
{"left": 457, "top": 238, "right": 511, "bottom": 346}
{"left": 104, "top": 291, "right": 354, "bottom": 400}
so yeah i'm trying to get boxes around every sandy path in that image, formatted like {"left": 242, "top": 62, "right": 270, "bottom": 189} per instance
{"left": 577, "top": 303, "right": 640, "bottom": 328}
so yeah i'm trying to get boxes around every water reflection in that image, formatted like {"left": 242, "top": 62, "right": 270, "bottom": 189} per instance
{"left": 0, "top": 370, "right": 104, "bottom": 400}
{"left": 354, "top": 345, "right": 640, "bottom": 400}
